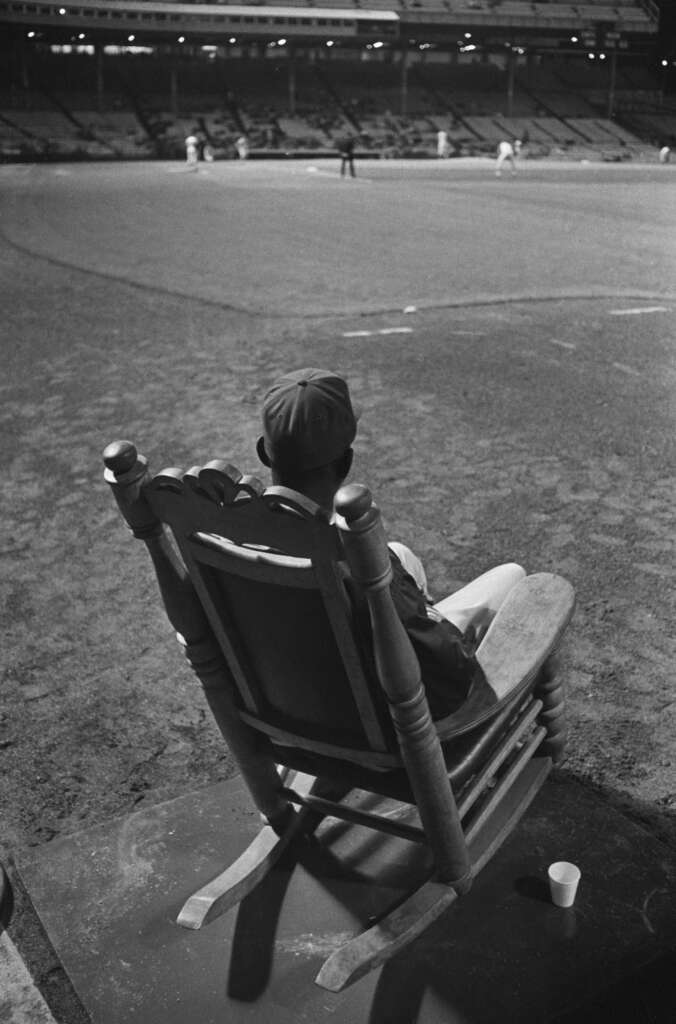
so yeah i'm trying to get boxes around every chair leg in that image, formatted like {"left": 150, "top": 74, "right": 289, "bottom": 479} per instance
{"left": 177, "top": 772, "right": 316, "bottom": 930}
{"left": 535, "top": 656, "right": 567, "bottom": 762}
{"left": 314, "top": 878, "right": 458, "bottom": 992}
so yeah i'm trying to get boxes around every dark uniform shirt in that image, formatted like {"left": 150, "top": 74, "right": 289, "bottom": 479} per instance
{"left": 338, "top": 137, "right": 355, "bottom": 156}
{"left": 346, "top": 553, "right": 479, "bottom": 721}
{"left": 388, "top": 554, "right": 479, "bottom": 719}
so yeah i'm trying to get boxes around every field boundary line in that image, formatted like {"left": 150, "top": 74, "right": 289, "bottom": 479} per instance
{"left": 2, "top": 225, "right": 676, "bottom": 322}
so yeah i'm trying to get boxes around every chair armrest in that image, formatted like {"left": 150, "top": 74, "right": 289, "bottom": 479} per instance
{"left": 476, "top": 573, "right": 575, "bottom": 700}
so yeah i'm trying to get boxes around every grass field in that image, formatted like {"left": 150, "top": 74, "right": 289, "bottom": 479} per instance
{"left": 1, "top": 156, "right": 675, "bottom": 871}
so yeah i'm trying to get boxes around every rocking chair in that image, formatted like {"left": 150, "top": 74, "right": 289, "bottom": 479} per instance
{"left": 103, "top": 439, "right": 575, "bottom": 992}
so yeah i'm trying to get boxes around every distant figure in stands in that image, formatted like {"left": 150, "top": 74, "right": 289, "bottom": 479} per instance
{"left": 338, "top": 135, "right": 356, "bottom": 178}
{"left": 185, "top": 133, "right": 199, "bottom": 169}
{"left": 658, "top": 144, "right": 671, "bottom": 164}
{"left": 235, "top": 135, "right": 249, "bottom": 160}
{"left": 495, "top": 139, "right": 517, "bottom": 177}
{"left": 437, "top": 129, "right": 450, "bottom": 158}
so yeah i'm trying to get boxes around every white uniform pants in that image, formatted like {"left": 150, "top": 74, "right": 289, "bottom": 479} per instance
{"left": 388, "top": 541, "right": 526, "bottom": 636}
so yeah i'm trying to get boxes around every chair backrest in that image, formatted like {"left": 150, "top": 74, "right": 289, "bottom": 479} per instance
{"left": 142, "top": 460, "right": 396, "bottom": 760}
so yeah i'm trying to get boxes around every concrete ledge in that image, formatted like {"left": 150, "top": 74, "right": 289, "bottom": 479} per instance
{"left": 10, "top": 774, "right": 676, "bottom": 1024}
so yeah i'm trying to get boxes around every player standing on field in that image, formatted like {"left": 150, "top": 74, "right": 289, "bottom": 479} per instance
{"left": 495, "top": 139, "right": 518, "bottom": 177}
{"left": 185, "top": 134, "right": 199, "bottom": 169}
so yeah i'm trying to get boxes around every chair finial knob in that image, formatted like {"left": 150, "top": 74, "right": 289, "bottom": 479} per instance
{"left": 334, "top": 483, "right": 373, "bottom": 523}
{"left": 103, "top": 440, "right": 138, "bottom": 476}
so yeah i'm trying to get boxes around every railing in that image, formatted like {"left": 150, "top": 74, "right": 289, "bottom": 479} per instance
{"left": 636, "top": 0, "right": 659, "bottom": 20}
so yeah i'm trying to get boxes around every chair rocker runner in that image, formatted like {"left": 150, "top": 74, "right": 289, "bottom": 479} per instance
{"left": 103, "top": 439, "right": 575, "bottom": 992}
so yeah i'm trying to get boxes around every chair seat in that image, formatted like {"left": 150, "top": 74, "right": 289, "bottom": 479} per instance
{"left": 268, "top": 678, "right": 543, "bottom": 806}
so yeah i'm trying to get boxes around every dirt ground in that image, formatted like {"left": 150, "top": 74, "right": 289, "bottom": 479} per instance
{"left": 0, "top": 159, "right": 675, "bottom": 883}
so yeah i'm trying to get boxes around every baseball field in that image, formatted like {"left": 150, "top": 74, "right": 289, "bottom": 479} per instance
{"left": 1, "top": 154, "right": 674, "bottom": 882}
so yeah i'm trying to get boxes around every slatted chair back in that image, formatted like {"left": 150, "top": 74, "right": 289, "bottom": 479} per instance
{"left": 140, "top": 459, "right": 395, "bottom": 760}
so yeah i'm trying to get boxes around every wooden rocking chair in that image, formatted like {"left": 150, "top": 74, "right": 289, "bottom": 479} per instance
{"left": 103, "top": 439, "right": 575, "bottom": 993}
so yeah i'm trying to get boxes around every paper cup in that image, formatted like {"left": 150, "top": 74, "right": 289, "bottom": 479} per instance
{"left": 548, "top": 861, "right": 581, "bottom": 908}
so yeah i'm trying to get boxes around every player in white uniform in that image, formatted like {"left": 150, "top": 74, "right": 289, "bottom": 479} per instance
{"left": 185, "top": 135, "right": 199, "bottom": 168}
{"left": 495, "top": 139, "right": 517, "bottom": 177}
{"left": 659, "top": 145, "right": 671, "bottom": 164}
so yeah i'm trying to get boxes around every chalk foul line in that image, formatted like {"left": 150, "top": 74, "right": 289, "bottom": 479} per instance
{"left": 343, "top": 327, "right": 413, "bottom": 338}
{"left": 608, "top": 306, "right": 669, "bottom": 316}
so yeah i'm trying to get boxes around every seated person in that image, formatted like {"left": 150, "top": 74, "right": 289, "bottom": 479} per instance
{"left": 256, "top": 368, "right": 525, "bottom": 719}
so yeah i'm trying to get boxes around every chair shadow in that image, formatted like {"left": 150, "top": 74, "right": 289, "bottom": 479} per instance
{"left": 226, "top": 844, "right": 297, "bottom": 1001}
{"left": 226, "top": 829, "right": 431, "bottom": 1002}
{"left": 0, "top": 862, "right": 13, "bottom": 929}
{"left": 514, "top": 874, "right": 551, "bottom": 904}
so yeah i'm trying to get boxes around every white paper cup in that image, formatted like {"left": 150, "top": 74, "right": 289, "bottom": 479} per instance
{"left": 548, "top": 861, "right": 581, "bottom": 908}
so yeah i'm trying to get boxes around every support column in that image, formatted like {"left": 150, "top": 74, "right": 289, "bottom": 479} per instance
{"left": 170, "top": 62, "right": 178, "bottom": 116}
{"left": 95, "top": 43, "right": 104, "bottom": 113}
{"left": 400, "top": 45, "right": 408, "bottom": 118}
{"left": 607, "top": 48, "right": 617, "bottom": 119}
{"left": 526, "top": 50, "right": 536, "bottom": 90}
{"left": 288, "top": 48, "right": 296, "bottom": 116}
{"left": 19, "top": 38, "right": 30, "bottom": 107}
{"left": 506, "top": 47, "right": 515, "bottom": 119}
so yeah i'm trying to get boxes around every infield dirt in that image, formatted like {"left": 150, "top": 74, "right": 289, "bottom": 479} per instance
{"left": 1, "top": 159, "right": 674, "bottom": 871}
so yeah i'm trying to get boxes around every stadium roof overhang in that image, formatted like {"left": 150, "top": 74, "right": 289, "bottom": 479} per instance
{"left": 0, "top": 2, "right": 400, "bottom": 42}
{"left": 0, "top": 0, "right": 658, "bottom": 51}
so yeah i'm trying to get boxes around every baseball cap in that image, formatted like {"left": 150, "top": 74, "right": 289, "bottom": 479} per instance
{"left": 259, "top": 368, "right": 359, "bottom": 473}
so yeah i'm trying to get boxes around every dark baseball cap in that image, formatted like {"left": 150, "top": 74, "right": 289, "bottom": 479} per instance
{"left": 258, "top": 368, "right": 359, "bottom": 472}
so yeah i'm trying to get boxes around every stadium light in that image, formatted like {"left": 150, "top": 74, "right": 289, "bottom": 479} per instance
{"left": 178, "top": 36, "right": 185, "bottom": 43}
{"left": 464, "top": 32, "right": 472, "bottom": 39}
{"left": 229, "top": 37, "right": 236, "bottom": 44}
{"left": 588, "top": 52, "right": 595, "bottom": 59}
{"left": 326, "top": 40, "right": 334, "bottom": 47}
{"left": 277, "top": 38, "right": 286, "bottom": 46}
{"left": 661, "top": 59, "right": 668, "bottom": 67}
{"left": 127, "top": 34, "right": 134, "bottom": 42}
{"left": 78, "top": 32, "right": 85, "bottom": 39}
{"left": 373, "top": 41, "right": 384, "bottom": 49}
{"left": 58, "top": 7, "right": 66, "bottom": 14}
{"left": 27, "top": 30, "right": 35, "bottom": 37}
{"left": 599, "top": 53, "right": 606, "bottom": 60}
{"left": 571, "top": 36, "right": 578, "bottom": 43}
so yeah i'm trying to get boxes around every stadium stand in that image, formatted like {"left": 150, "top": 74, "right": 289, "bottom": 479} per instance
{"left": 0, "top": 0, "right": 666, "bottom": 160}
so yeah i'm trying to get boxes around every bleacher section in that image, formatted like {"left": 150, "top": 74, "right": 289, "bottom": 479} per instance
{"left": 0, "top": 108, "right": 121, "bottom": 156}
{"left": 621, "top": 111, "right": 676, "bottom": 144}
{"left": 0, "top": 51, "right": 665, "bottom": 160}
